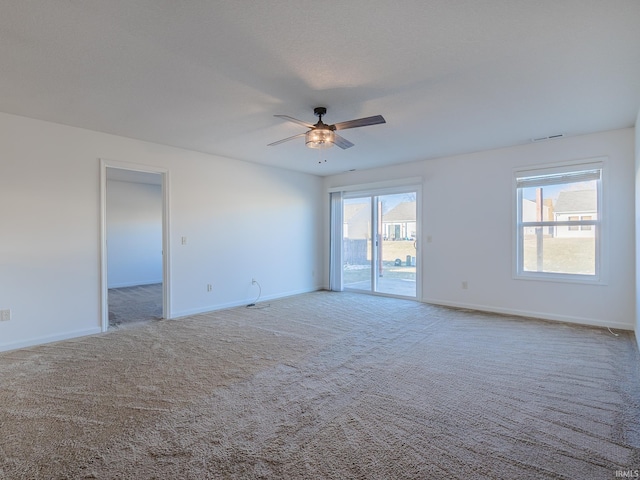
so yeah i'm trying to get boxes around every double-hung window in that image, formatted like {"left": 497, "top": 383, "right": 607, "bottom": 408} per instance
{"left": 515, "top": 162, "right": 602, "bottom": 282}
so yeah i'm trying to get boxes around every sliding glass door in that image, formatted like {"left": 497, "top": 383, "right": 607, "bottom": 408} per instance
{"left": 343, "top": 196, "right": 373, "bottom": 291}
{"left": 341, "top": 191, "right": 417, "bottom": 298}
{"left": 377, "top": 193, "right": 417, "bottom": 296}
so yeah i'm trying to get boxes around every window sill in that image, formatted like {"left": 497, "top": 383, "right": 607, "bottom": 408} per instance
{"left": 514, "top": 272, "right": 605, "bottom": 286}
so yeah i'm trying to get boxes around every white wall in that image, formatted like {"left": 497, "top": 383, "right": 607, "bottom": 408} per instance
{"left": 106, "top": 179, "right": 162, "bottom": 288}
{"left": 0, "top": 112, "right": 324, "bottom": 351}
{"left": 325, "top": 128, "right": 635, "bottom": 330}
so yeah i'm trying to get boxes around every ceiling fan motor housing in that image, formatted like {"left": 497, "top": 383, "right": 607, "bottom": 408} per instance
{"left": 313, "top": 107, "right": 327, "bottom": 118}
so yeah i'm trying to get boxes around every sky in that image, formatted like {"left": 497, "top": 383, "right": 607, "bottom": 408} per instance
{"left": 522, "top": 180, "right": 597, "bottom": 205}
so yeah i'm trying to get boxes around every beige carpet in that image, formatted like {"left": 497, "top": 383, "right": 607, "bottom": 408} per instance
{"left": 1, "top": 291, "right": 639, "bottom": 479}
{"left": 108, "top": 283, "right": 162, "bottom": 327}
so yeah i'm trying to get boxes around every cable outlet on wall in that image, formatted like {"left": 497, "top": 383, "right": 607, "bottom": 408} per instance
{"left": 0, "top": 309, "right": 11, "bottom": 321}
{"left": 252, "top": 278, "right": 257, "bottom": 285}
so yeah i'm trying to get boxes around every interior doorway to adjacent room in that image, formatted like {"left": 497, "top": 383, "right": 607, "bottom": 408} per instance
{"left": 100, "top": 162, "right": 170, "bottom": 331}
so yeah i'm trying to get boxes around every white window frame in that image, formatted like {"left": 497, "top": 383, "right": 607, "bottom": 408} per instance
{"left": 513, "top": 159, "right": 605, "bottom": 284}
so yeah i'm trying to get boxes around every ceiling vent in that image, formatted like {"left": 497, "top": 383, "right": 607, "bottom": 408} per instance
{"left": 531, "top": 133, "right": 565, "bottom": 142}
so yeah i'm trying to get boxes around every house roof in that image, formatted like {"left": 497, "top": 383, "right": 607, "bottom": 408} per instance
{"left": 554, "top": 190, "right": 597, "bottom": 214}
{"left": 1, "top": 2, "right": 639, "bottom": 176}
{"left": 384, "top": 202, "right": 416, "bottom": 223}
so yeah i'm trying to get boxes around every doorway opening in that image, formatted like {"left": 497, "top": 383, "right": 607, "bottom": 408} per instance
{"left": 100, "top": 160, "right": 170, "bottom": 331}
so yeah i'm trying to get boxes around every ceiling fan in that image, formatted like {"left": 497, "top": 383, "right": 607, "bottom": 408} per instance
{"left": 268, "top": 107, "right": 386, "bottom": 150}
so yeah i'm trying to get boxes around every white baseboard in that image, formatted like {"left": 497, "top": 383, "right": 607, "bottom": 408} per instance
{"left": 422, "top": 297, "right": 634, "bottom": 331}
{"left": 170, "top": 286, "right": 324, "bottom": 319}
{"left": 6, "top": 293, "right": 627, "bottom": 352}
{"left": 0, "top": 326, "right": 103, "bottom": 353}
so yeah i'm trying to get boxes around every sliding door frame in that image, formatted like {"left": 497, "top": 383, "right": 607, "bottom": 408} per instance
{"left": 332, "top": 179, "right": 422, "bottom": 301}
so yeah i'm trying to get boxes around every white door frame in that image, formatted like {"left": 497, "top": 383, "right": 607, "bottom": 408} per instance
{"left": 99, "top": 158, "right": 171, "bottom": 332}
{"left": 339, "top": 186, "right": 422, "bottom": 300}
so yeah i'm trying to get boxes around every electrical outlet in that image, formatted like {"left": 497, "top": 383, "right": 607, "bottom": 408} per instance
{"left": 207, "top": 284, "right": 212, "bottom": 292}
{"left": 252, "top": 278, "right": 257, "bottom": 285}
{"left": 462, "top": 281, "right": 468, "bottom": 290}
{"left": 0, "top": 309, "right": 10, "bottom": 321}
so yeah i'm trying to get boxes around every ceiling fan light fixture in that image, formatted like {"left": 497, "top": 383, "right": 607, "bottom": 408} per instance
{"left": 305, "top": 128, "right": 334, "bottom": 149}
{"left": 269, "top": 107, "right": 385, "bottom": 150}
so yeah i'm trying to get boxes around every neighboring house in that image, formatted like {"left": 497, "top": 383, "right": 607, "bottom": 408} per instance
{"left": 382, "top": 202, "right": 416, "bottom": 240}
{"left": 554, "top": 189, "right": 597, "bottom": 238}
{"left": 343, "top": 203, "right": 370, "bottom": 240}
{"left": 343, "top": 203, "right": 371, "bottom": 265}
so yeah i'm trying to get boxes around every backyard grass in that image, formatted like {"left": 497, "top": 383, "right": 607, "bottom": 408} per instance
{"left": 523, "top": 235, "right": 595, "bottom": 274}
{"left": 344, "top": 240, "right": 416, "bottom": 285}
{"left": 344, "top": 236, "right": 595, "bottom": 286}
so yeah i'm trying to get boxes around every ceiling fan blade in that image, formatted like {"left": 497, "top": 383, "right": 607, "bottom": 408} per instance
{"left": 332, "top": 115, "right": 386, "bottom": 131}
{"left": 274, "top": 115, "right": 315, "bottom": 129}
{"left": 333, "top": 133, "right": 354, "bottom": 150}
{"left": 267, "top": 132, "right": 306, "bottom": 146}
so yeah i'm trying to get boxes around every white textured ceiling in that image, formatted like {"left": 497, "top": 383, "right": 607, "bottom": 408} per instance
{"left": 1, "top": 1, "right": 639, "bottom": 176}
